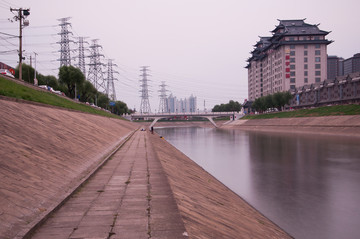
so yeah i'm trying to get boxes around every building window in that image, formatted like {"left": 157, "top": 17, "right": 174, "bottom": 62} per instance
{"left": 315, "top": 71, "right": 321, "bottom": 76}
{"left": 315, "top": 50, "right": 321, "bottom": 55}
{"left": 290, "top": 85, "right": 296, "bottom": 90}
{"left": 290, "top": 72, "right": 295, "bottom": 76}
{"left": 315, "top": 77, "right": 321, "bottom": 82}
{"left": 304, "top": 45, "right": 308, "bottom": 49}
{"left": 315, "top": 44, "right": 321, "bottom": 48}
{"left": 290, "top": 58, "right": 295, "bottom": 63}
{"left": 315, "top": 57, "right": 321, "bottom": 62}
{"left": 304, "top": 78, "right": 308, "bottom": 83}
{"left": 304, "top": 64, "right": 308, "bottom": 69}
{"left": 290, "top": 78, "right": 296, "bottom": 83}
{"left": 315, "top": 64, "right": 321, "bottom": 69}
{"left": 290, "top": 65, "right": 295, "bottom": 70}
{"left": 290, "top": 51, "right": 295, "bottom": 56}
{"left": 304, "top": 57, "right": 308, "bottom": 63}
{"left": 290, "top": 37, "right": 295, "bottom": 41}
{"left": 290, "top": 45, "right": 295, "bottom": 49}
{"left": 304, "top": 71, "right": 308, "bottom": 76}
{"left": 304, "top": 50, "right": 308, "bottom": 56}
{"left": 315, "top": 36, "right": 320, "bottom": 40}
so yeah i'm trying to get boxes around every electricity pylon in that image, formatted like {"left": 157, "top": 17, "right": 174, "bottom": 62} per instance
{"left": 75, "top": 36, "right": 88, "bottom": 78}
{"left": 87, "top": 39, "right": 106, "bottom": 93}
{"left": 57, "top": 17, "right": 73, "bottom": 67}
{"left": 105, "top": 59, "right": 118, "bottom": 101}
{"left": 139, "top": 66, "right": 151, "bottom": 114}
{"left": 158, "top": 81, "right": 168, "bottom": 113}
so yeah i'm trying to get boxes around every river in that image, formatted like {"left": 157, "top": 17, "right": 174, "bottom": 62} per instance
{"left": 155, "top": 127, "right": 360, "bottom": 239}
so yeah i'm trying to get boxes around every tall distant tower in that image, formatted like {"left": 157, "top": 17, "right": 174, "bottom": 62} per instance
{"left": 57, "top": 17, "right": 73, "bottom": 67}
{"left": 105, "top": 59, "right": 118, "bottom": 101}
{"left": 75, "top": 36, "right": 88, "bottom": 78}
{"left": 87, "top": 39, "right": 106, "bottom": 93}
{"left": 139, "top": 66, "right": 151, "bottom": 114}
{"left": 158, "top": 81, "right": 168, "bottom": 113}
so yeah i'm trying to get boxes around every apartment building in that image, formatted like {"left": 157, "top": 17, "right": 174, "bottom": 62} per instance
{"left": 167, "top": 94, "right": 197, "bottom": 113}
{"left": 327, "top": 53, "right": 360, "bottom": 79}
{"left": 246, "top": 19, "right": 332, "bottom": 101}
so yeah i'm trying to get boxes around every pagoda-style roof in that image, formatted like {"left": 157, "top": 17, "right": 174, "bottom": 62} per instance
{"left": 246, "top": 19, "right": 332, "bottom": 66}
{"left": 271, "top": 19, "right": 330, "bottom": 36}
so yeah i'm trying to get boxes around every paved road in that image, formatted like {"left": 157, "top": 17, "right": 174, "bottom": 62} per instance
{"left": 31, "top": 130, "right": 187, "bottom": 239}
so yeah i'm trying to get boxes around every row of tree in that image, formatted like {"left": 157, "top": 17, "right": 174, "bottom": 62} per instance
{"left": 251, "top": 91, "right": 292, "bottom": 113}
{"left": 212, "top": 100, "right": 242, "bottom": 112}
{"left": 15, "top": 64, "right": 131, "bottom": 115}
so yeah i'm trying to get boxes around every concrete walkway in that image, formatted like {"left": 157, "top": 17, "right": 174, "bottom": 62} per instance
{"left": 30, "top": 130, "right": 187, "bottom": 239}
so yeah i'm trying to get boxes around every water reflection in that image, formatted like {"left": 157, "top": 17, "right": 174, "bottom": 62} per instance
{"left": 155, "top": 127, "right": 360, "bottom": 239}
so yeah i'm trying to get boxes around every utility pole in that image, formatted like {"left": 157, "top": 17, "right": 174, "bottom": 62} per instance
{"left": 10, "top": 7, "right": 30, "bottom": 81}
{"left": 139, "top": 66, "right": 152, "bottom": 114}
{"left": 34, "top": 52, "right": 38, "bottom": 85}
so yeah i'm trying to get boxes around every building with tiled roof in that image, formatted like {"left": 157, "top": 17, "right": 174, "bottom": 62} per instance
{"left": 246, "top": 19, "right": 332, "bottom": 101}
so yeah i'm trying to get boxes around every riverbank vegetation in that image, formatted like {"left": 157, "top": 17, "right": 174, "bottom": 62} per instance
{"left": 251, "top": 91, "right": 292, "bottom": 112}
{"left": 12, "top": 64, "right": 131, "bottom": 115}
{"left": 212, "top": 100, "right": 242, "bottom": 112}
{"left": 0, "top": 76, "right": 126, "bottom": 119}
{"left": 243, "top": 104, "right": 360, "bottom": 119}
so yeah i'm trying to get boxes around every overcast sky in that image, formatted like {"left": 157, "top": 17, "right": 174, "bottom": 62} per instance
{"left": 1, "top": 0, "right": 359, "bottom": 111}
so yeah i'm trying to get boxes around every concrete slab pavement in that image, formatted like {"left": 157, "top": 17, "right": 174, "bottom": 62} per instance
{"left": 30, "top": 130, "right": 188, "bottom": 239}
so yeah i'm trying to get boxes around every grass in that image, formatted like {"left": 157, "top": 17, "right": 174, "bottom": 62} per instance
{"left": 0, "top": 76, "right": 124, "bottom": 119}
{"left": 243, "top": 104, "right": 360, "bottom": 119}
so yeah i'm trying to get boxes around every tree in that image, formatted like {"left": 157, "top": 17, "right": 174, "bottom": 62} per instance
{"left": 113, "top": 101, "right": 130, "bottom": 115}
{"left": 272, "top": 91, "right": 292, "bottom": 111}
{"left": 15, "top": 63, "right": 34, "bottom": 84}
{"left": 212, "top": 100, "right": 242, "bottom": 112}
{"left": 97, "top": 92, "right": 110, "bottom": 109}
{"left": 253, "top": 91, "right": 293, "bottom": 113}
{"left": 79, "top": 80, "right": 97, "bottom": 103}
{"left": 58, "top": 66, "right": 85, "bottom": 98}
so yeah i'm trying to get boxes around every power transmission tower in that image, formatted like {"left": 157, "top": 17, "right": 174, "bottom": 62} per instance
{"left": 158, "top": 81, "right": 168, "bottom": 113}
{"left": 75, "top": 36, "right": 88, "bottom": 78}
{"left": 10, "top": 7, "right": 30, "bottom": 81}
{"left": 105, "top": 59, "right": 118, "bottom": 101}
{"left": 87, "top": 39, "right": 106, "bottom": 93}
{"left": 57, "top": 17, "right": 73, "bottom": 67}
{"left": 139, "top": 66, "right": 151, "bottom": 114}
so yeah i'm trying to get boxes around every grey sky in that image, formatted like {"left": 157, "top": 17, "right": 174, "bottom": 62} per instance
{"left": 1, "top": 0, "right": 359, "bottom": 111}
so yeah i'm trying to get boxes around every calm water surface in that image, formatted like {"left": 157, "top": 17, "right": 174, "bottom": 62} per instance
{"left": 155, "top": 127, "right": 360, "bottom": 239}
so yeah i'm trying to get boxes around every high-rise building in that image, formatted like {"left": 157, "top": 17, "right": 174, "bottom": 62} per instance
{"left": 343, "top": 53, "right": 360, "bottom": 75}
{"left": 246, "top": 19, "right": 332, "bottom": 101}
{"left": 327, "top": 55, "right": 344, "bottom": 80}
{"left": 166, "top": 94, "right": 197, "bottom": 113}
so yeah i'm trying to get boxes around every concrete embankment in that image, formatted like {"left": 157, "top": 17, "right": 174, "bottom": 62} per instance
{"left": 1, "top": 98, "right": 291, "bottom": 238}
{"left": 0, "top": 99, "right": 137, "bottom": 238}
{"left": 149, "top": 133, "right": 292, "bottom": 238}
{"left": 223, "top": 115, "right": 360, "bottom": 137}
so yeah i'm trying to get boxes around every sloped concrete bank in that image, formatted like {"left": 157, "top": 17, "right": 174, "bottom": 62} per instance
{"left": 223, "top": 115, "right": 360, "bottom": 137}
{"left": 0, "top": 99, "right": 137, "bottom": 238}
{"left": 148, "top": 133, "right": 292, "bottom": 238}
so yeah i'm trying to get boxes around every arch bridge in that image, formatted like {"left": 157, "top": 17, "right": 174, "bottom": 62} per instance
{"left": 130, "top": 112, "right": 243, "bottom": 128}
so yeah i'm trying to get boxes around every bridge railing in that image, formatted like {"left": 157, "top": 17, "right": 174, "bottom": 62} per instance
{"left": 131, "top": 111, "right": 239, "bottom": 117}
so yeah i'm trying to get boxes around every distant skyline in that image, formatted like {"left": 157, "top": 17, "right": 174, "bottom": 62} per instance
{"left": 1, "top": 0, "right": 359, "bottom": 111}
